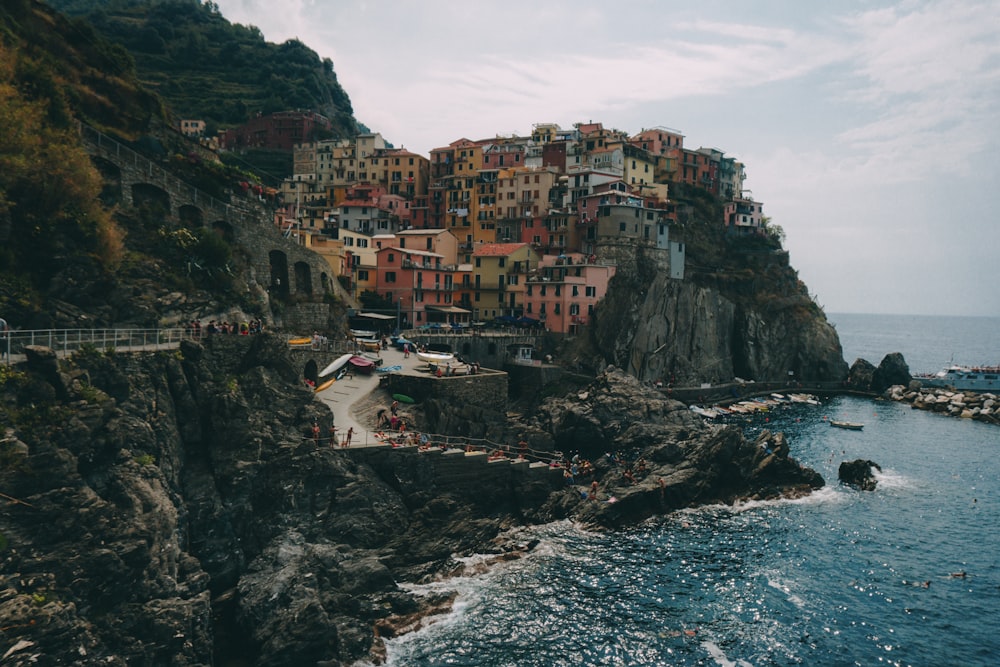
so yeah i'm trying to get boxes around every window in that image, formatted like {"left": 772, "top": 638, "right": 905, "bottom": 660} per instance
{"left": 572, "top": 286, "right": 579, "bottom": 296}
{"left": 619, "top": 222, "right": 626, "bottom": 232}
{"left": 554, "top": 303, "right": 561, "bottom": 314}
{"left": 586, "top": 286, "right": 596, "bottom": 297}
{"left": 385, "top": 271, "right": 396, "bottom": 283}
{"left": 357, "top": 270, "right": 369, "bottom": 281}
{"left": 387, "top": 253, "right": 395, "bottom": 263}
{"left": 499, "top": 258, "right": 506, "bottom": 268}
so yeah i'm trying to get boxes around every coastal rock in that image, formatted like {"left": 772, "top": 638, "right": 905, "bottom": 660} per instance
{"left": 839, "top": 459, "right": 882, "bottom": 490}
{"left": 848, "top": 358, "right": 876, "bottom": 391}
{"left": 529, "top": 369, "right": 825, "bottom": 528}
{"left": 593, "top": 262, "right": 848, "bottom": 386}
{"left": 871, "top": 353, "right": 911, "bottom": 394}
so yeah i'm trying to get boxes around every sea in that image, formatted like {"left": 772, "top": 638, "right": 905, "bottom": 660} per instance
{"left": 378, "top": 313, "right": 1000, "bottom": 667}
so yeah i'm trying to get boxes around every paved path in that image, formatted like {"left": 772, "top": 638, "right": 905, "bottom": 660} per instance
{"left": 314, "top": 344, "right": 425, "bottom": 447}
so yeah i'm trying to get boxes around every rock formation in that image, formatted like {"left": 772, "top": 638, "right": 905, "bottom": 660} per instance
{"left": 593, "top": 260, "right": 847, "bottom": 386}
{"left": 839, "top": 459, "right": 882, "bottom": 490}
{"left": 0, "top": 339, "right": 826, "bottom": 665}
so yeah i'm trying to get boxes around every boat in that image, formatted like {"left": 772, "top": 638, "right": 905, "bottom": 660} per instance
{"left": 319, "top": 353, "right": 353, "bottom": 377}
{"left": 288, "top": 337, "right": 312, "bottom": 346}
{"left": 350, "top": 329, "right": 377, "bottom": 340}
{"left": 347, "top": 355, "right": 376, "bottom": 375}
{"left": 830, "top": 420, "right": 864, "bottom": 430}
{"left": 914, "top": 365, "right": 1000, "bottom": 392}
{"left": 416, "top": 351, "right": 455, "bottom": 364}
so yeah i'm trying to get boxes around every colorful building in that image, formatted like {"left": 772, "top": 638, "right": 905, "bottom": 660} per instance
{"left": 522, "top": 254, "right": 617, "bottom": 334}
{"left": 471, "top": 243, "right": 540, "bottom": 321}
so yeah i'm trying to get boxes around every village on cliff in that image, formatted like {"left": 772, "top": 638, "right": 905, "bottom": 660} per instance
{"left": 189, "top": 112, "right": 768, "bottom": 331}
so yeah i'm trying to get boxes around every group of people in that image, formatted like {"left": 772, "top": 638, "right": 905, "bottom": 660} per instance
{"left": 312, "top": 421, "right": 354, "bottom": 447}
{"left": 187, "top": 319, "right": 265, "bottom": 337}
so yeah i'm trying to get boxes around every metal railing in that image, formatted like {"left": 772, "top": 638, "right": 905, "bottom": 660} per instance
{"left": 1, "top": 328, "right": 188, "bottom": 364}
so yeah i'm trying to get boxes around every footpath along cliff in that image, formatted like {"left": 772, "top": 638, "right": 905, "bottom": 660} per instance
{"left": 0, "top": 334, "right": 823, "bottom": 666}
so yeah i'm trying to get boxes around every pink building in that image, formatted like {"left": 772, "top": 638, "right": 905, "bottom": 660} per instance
{"left": 375, "top": 246, "right": 465, "bottom": 327}
{"left": 522, "top": 253, "right": 616, "bottom": 334}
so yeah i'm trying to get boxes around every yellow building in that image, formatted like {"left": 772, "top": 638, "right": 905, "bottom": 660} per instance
{"left": 472, "top": 242, "right": 540, "bottom": 320}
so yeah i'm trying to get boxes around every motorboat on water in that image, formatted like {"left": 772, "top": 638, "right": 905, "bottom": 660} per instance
{"left": 914, "top": 365, "right": 1000, "bottom": 392}
{"left": 829, "top": 420, "right": 864, "bottom": 430}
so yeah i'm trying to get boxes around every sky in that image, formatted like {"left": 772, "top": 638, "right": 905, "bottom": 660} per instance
{"left": 214, "top": 0, "right": 1000, "bottom": 317}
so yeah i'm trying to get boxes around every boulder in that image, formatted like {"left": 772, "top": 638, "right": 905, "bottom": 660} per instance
{"left": 872, "top": 353, "right": 911, "bottom": 394}
{"left": 847, "top": 358, "right": 876, "bottom": 391}
{"left": 838, "top": 459, "right": 882, "bottom": 491}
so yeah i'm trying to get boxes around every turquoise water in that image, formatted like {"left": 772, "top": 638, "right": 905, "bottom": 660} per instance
{"left": 381, "top": 315, "right": 1000, "bottom": 666}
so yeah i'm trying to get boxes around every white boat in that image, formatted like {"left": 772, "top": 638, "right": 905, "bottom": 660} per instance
{"left": 350, "top": 329, "right": 377, "bottom": 339}
{"left": 915, "top": 365, "right": 1000, "bottom": 392}
{"left": 830, "top": 420, "right": 864, "bottom": 430}
{"left": 416, "top": 351, "right": 455, "bottom": 364}
{"left": 319, "top": 353, "right": 353, "bottom": 377}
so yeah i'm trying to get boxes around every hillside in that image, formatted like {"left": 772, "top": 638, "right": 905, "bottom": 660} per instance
{"left": 0, "top": 1, "right": 274, "bottom": 330}
{"left": 46, "top": 0, "right": 357, "bottom": 139}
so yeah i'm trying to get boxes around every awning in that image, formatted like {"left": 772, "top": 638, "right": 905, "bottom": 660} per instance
{"left": 426, "top": 306, "right": 471, "bottom": 314}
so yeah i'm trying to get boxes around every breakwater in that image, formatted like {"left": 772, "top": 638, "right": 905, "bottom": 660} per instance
{"left": 886, "top": 384, "right": 999, "bottom": 425}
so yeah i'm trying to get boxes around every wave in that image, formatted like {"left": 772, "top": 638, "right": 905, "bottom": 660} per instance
{"left": 702, "top": 640, "right": 754, "bottom": 667}
{"left": 871, "top": 467, "right": 915, "bottom": 490}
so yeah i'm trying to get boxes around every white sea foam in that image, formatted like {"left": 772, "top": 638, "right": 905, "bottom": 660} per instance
{"left": 702, "top": 640, "right": 754, "bottom": 667}
{"left": 871, "top": 467, "right": 914, "bottom": 490}
{"left": 767, "top": 575, "right": 807, "bottom": 608}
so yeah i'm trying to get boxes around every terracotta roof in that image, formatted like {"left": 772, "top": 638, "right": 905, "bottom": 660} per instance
{"left": 473, "top": 243, "right": 528, "bottom": 257}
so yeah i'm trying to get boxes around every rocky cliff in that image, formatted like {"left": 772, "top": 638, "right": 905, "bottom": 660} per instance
{"left": 0, "top": 337, "right": 824, "bottom": 665}
{"left": 592, "top": 248, "right": 847, "bottom": 386}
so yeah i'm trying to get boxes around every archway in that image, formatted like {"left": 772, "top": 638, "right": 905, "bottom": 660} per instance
{"left": 304, "top": 359, "right": 319, "bottom": 385}
{"left": 294, "top": 261, "right": 313, "bottom": 296}
{"left": 212, "top": 220, "right": 235, "bottom": 244}
{"left": 179, "top": 204, "right": 204, "bottom": 229}
{"left": 131, "top": 182, "right": 170, "bottom": 214}
{"left": 269, "top": 250, "right": 290, "bottom": 297}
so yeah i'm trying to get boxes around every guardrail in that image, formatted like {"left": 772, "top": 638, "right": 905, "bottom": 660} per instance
{"left": 1, "top": 328, "right": 188, "bottom": 364}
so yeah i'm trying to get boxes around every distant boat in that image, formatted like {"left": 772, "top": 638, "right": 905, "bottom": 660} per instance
{"left": 914, "top": 365, "right": 1000, "bottom": 392}
{"left": 319, "top": 353, "right": 353, "bottom": 377}
{"left": 416, "top": 351, "right": 455, "bottom": 364}
{"left": 830, "top": 420, "right": 864, "bottom": 430}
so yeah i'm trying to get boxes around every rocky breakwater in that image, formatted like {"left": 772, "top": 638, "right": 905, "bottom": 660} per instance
{"left": 517, "top": 368, "right": 825, "bottom": 529}
{"left": 885, "top": 383, "right": 999, "bottom": 425}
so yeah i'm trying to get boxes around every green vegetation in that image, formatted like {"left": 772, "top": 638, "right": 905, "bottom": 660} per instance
{"left": 134, "top": 453, "right": 156, "bottom": 466}
{"left": 47, "top": 0, "right": 357, "bottom": 139}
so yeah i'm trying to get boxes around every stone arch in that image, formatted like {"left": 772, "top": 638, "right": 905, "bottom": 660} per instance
{"left": 211, "top": 219, "right": 235, "bottom": 244}
{"left": 304, "top": 359, "right": 319, "bottom": 385}
{"left": 320, "top": 272, "right": 330, "bottom": 293}
{"left": 131, "top": 182, "right": 170, "bottom": 214}
{"left": 294, "top": 261, "right": 313, "bottom": 296}
{"left": 269, "top": 250, "right": 290, "bottom": 297}
{"left": 178, "top": 204, "right": 204, "bottom": 228}
{"left": 91, "top": 156, "right": 122, "bottom": 206}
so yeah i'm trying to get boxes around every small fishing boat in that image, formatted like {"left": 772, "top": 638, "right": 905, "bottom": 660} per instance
{"left": 416, "top": 351, "right": 455, "bottom": 364}
{"left": 829, "top": 420, "right": 864, "bottom": 430}
{"left": 319, "top": 353, "right": 353, "bottom": 378}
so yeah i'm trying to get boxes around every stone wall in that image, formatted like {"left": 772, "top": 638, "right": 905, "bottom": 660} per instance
{"left": 385, "top": 370, "right": 508, "bottom": 414}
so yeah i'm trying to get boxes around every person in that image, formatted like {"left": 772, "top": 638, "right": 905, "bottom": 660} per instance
{"left": 588, "top": 480, "right": 599, "bottom": 500}
{"left": 311, "top": 422, "right": 320, "bottom": 445}
{"left": 343, "top": 427, "right": 354, "bottom": 448}
{"left": 403, "top": 342, "right": 410, "bottom": 358}
{"left": 518, "top": 436, "right": 528, "bottom": 458}
{"left": 391, "top": 400, "right": 399, "bottom": 417}
{"left": 328, "top": 425, "right": 337, "bottom": 446}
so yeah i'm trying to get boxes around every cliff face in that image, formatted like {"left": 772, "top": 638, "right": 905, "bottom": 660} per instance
{"left": 594, "top": 252, "right": 847, "bottom": 386}
{"left": 0, "top": 338, "right": 826, "bottom": 665}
